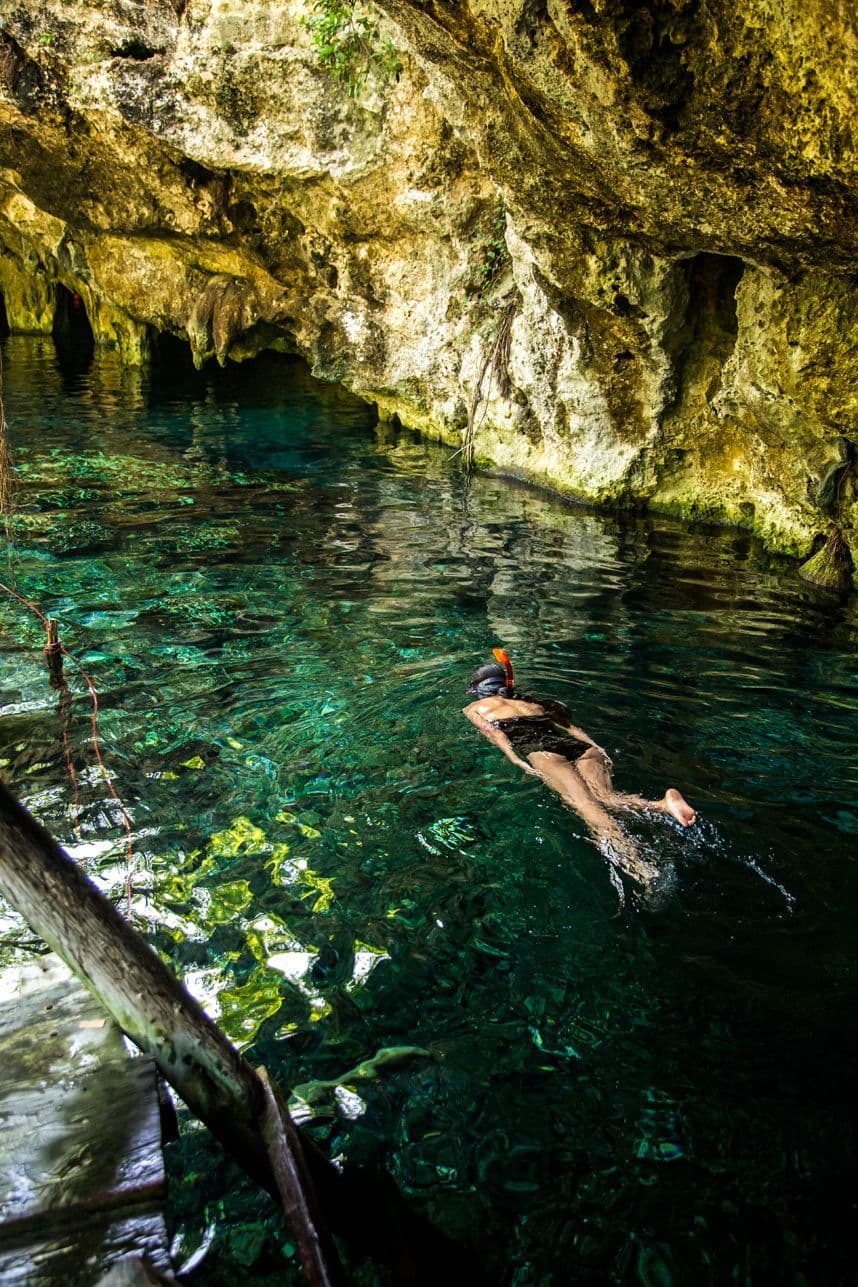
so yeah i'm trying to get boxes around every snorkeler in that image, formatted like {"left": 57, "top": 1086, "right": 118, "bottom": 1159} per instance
{"left": 464, "top": 649, "right": 696, "bottom": 885}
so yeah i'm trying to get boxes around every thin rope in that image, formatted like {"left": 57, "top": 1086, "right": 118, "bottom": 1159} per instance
{"left": 0, "top": 533, "right": 84, "bottom": 821}
{"left": 0, "top": 578, "right": 50, "bottom": 625}
{"left": 0, "top": 578, "right": 135, "bottom": 912}
{"left": 60, "top": 646, "right": 134, "bottom": 912}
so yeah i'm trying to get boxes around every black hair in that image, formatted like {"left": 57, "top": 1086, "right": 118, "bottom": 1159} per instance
{"left": 466, "top": 662, "right": 515, "bottom": 698}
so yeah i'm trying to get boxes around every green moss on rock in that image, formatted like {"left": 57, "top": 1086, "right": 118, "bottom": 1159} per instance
{"left": 798, "top": 526, "right": 856, "bottom": 592}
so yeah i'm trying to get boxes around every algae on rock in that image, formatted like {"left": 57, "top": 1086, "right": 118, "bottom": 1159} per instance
{"left": 799, "top": 526, "right": 856, "bottom": 593}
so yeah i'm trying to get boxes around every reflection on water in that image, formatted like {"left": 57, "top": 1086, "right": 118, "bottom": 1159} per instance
{"left": 1, "top": 337, "right": 857, "bottom": 1284}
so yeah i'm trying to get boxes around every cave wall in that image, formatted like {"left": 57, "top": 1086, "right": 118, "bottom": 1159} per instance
{"left": 0, "top": 0, "right": 855, "bottom": 575}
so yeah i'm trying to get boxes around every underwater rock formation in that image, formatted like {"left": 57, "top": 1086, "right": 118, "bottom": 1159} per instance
{"left": 0, "top": 0, "right": 855, "bottom": 576}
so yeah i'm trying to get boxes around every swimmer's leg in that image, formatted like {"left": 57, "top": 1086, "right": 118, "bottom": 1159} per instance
{"left": 527, "top": 751, "right": 659, "bottom": 886}
{"left": 574, "top": 748, "right": 697, "bottom": 827}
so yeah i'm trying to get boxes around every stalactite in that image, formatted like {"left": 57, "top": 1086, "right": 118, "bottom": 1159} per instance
{"left": 798, "top": 525, "right": 855, "bottom": 593}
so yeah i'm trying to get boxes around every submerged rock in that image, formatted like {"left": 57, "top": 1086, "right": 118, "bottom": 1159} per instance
{"left": 0, "top": 0, "right": 855, "bottom": 572}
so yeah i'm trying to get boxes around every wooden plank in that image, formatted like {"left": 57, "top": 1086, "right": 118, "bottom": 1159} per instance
{"left": 0, "top": 953, "right": 172, "bottom": 1284}
{"left": 0, "top": 783, "right": 272, "bottom": 1179}
{"left": 0, "top": 780, "right": 343, "bottom": 1287}
{"left": 257, "top": 1068, "right": 343, "bottom": 1287}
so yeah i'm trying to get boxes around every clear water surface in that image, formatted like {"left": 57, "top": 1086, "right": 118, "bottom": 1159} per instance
{"left": 1, "top": 336, "right": 856, "bottom": 1285}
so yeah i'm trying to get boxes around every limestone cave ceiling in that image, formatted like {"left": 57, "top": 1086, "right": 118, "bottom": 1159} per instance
{"left": 0, "top": 0, "right": 855, "bottom": 580}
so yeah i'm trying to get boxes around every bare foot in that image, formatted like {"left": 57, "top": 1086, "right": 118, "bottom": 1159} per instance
{"left": 663, "top": 788, "right": 697, "bottom": 827}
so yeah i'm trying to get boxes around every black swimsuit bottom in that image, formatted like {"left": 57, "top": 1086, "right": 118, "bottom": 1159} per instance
{"left": 490, "top": 715, "right": 590, "bottom": 762}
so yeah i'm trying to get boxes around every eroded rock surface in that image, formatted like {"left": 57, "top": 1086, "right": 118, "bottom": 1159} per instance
{"left": 0, "top": 0, "right": 855, "bottom": 574}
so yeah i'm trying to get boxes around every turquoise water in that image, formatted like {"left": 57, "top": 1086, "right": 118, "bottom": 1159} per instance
{"left": 1, "top": 336, "right": 857, "bottom": 1284}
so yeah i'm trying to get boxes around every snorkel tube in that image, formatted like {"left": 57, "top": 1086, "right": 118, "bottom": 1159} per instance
{"left": 493, "top": 647, "right": 515, "bottom": 694}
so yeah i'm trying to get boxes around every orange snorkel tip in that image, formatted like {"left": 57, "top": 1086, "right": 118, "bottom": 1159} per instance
{"left": 492, "top": 647, "right": 515, "bottom": 689}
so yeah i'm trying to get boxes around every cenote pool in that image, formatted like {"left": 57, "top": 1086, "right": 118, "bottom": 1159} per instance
{"left": 1, "top": 336, "right": 856, "bottom": 1285}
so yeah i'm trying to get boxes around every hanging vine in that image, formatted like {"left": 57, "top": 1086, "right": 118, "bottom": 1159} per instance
{"left": 460, "top": 294, "right": 518, "bottom": 473}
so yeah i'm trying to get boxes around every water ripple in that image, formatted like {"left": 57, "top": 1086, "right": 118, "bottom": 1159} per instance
{"left": 1, "top": 339, "right": 856, "bottom": 1285}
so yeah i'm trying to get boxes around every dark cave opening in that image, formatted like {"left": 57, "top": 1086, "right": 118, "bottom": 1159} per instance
{"left": 52, "top": 284, "right": 95, "bottom": 360}
{"left": 680, "top": 252, "right": 744, "bottom": 342}
{"left": 151, "top": 328, "right": 198, "bottom": 370}
{"left": 0, "top": 292, "right": 9, "bottom": 338}
{"left": 146, "top": 329, "right": 325, "bottom": 408}
{"left": 667, "top": 252, "right": 745, "bottom": 409}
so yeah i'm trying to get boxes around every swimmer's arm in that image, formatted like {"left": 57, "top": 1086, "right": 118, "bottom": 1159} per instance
{"left": 538, "top": 699, "right": 598, "bottom": 747}
{"left": 559, "top": 722, "right": 598, "bottom": 746}
{"left": 462, "top": 705, "right": 539, "bottom": 775}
